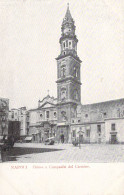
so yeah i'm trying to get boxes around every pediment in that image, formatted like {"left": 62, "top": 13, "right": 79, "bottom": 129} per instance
{"left": 39, "top": 102, "right": 55, "bottom": 109}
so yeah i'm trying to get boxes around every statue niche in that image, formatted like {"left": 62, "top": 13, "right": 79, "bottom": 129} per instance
{"left": 61, "top": 87, "right": 66, "bottom": 100}
{"left": 61, "top": 111, "right": 67, "bottom": 121}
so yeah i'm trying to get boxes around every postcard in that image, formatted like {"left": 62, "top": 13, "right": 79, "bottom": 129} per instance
{"left": 0, "top": 0, "right": 124, "bottom": 194}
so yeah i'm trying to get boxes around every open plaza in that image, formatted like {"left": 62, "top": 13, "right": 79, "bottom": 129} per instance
{"left": 1, "top": 143, "right": 124, "bottom": 163}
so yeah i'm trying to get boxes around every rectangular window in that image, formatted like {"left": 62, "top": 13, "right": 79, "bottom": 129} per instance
{"left": 69, "top": 41, "right": 72, "bottom": 49}
{"left": 63, "top": 42, "right": 65, "bottom": 49}
{"left": 97, "top": 125, "right": 101, "bottom": 133}
{"left": 72, "top": 130, "right": 76, "bottom": 137}
{"left": 111, "top": 123, "right": 116, "bottom": 131}
{"left": 85, "top": 114, "right": 88, "bottom": 118}
{"left": 12, "top": 112, "right": 14, "bottom": 118}
{"left": 46, "top": 111, "right": 49, "bottom": 119}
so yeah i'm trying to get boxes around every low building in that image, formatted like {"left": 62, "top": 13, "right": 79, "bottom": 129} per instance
{"left": 9, "top": 107, "right": 29, "bottom": 140}
{"left": 70, "top": 99, "right": 124, "bottom": 144}
{"left": 105, "top": 117, "right": 124, "bottom": 144}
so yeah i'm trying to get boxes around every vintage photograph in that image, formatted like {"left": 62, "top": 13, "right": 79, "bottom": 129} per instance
{"left": 0, "top": 0, "right": 124, "bottom": 163}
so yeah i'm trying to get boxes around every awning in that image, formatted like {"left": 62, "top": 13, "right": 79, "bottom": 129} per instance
{"left": 57, "top": 123, "right": 69, "bottom": 127}
{"left": 46, "top": 137, "right": 55, "bottom": 140}
{"left": 25, "top": 137, "right": 32, "bottom": 141}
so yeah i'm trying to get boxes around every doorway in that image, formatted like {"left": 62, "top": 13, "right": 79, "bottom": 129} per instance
{"left": 111, "top": 134, "right": 117, "bottom": 144}
{"left": 60, "top": 134, "right": 64, "bottom": 143}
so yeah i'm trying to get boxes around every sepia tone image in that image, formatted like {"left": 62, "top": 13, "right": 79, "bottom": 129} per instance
{"left": 0, "top": 0, "right": 124, "bottom": 163}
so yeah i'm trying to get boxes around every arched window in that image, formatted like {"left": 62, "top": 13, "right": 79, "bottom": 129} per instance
{"left": 63, "top": 41, "right": 66, "bottom": 49}
{"left": 40, "top": 114, "right": 43, "bottom": 118}
{"left": 46, "top": 111, "right": 49, "bottom": 119}
{"left": 69, "top": 41, "right": 72, "bottom": 49}
{"left": 54, "top": 112, "right": 57, "bottom": 118}
{"left": 61, "top": 65, "right": 66, "bottom": 77}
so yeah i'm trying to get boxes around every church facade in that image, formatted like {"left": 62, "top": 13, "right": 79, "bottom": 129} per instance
{"left": 28, "top": 5, "right": 124, "bottom": 144}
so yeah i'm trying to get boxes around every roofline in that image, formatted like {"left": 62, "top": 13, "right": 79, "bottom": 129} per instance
{"left": 28, "top": 108, "right": 38, "bottom": 112}
{"left": 39, "top": 101, "right": 56, "bottom": 109}
{"left": 82, "top": 98, "right": 124, "bottom": 107}
{"left": 39, "top": 95, "right": 56, "bottom": 103}
{"left": 56, "top": 53, "right": 82, "bottom": 63}
{"left": 104, "top": 117, "right": 124, "bottom": 121}
{"left": 71, "top": 121, "right": 105, "bottom": 126}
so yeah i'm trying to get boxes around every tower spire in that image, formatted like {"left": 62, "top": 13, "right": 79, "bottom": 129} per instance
{"left": 67, "top": 3, "right": 69, "bottom": 9}
{"left": 63, "top": 3, "right": 73, "bottom": 24}
{"left": 56, "top": 4, "right": 81, "bottom": 62}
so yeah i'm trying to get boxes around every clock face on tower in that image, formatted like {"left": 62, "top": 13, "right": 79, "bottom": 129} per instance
{"left": 64, "top": 28, "right": 71, "bottom": 34}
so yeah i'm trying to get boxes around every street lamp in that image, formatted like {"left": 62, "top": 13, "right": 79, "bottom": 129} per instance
{"left": 77, "top": 127, "right": 84, "bottom": 149}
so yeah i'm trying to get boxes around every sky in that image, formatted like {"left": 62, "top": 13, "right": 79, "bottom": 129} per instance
{"left": 0, "top": 0, "right": 124, "bottom": 109}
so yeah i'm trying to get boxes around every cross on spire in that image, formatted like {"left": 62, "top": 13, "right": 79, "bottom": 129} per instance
{"left": 62, "top": 3, "right": 73, "bottom": 25}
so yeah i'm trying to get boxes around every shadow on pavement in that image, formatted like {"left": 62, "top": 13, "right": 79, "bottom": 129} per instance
{"left": 0, "top": 147, "right": 64, "bottom": 162}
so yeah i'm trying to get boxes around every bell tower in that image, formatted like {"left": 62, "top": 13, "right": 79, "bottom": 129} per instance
{"left": 56, "top": 4, "right": 82, "bottom": 143}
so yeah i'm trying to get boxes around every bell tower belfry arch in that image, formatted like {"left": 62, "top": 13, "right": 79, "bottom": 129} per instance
{"left": 56, "top": 4, "right": 82, "bottom": 143}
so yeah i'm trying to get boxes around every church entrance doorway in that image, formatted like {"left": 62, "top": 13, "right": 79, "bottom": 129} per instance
{"left": 60, "top": 134, "right": 64, "bottom": 143}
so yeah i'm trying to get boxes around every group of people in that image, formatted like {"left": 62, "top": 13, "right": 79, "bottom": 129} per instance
{"left": 2, "top": 135, "right": 15, "bottom": 150}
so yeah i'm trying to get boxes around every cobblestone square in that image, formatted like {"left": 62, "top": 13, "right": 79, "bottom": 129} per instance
{"left": 1, "top": 143, "right": 124, "bottom": 163}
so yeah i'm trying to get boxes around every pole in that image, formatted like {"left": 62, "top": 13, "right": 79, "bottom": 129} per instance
{"left": 79, "top": 131, "right": 81, "bottom": 149}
